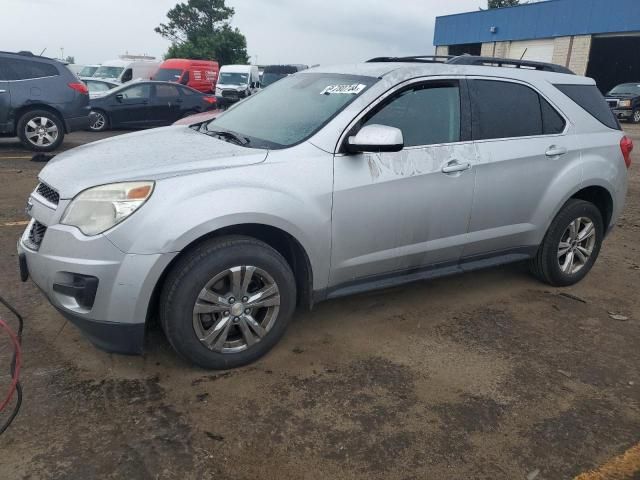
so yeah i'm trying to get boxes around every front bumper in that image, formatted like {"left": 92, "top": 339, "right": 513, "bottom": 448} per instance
{"left": 18, "top": 220, "right": 176, "bottom": 354}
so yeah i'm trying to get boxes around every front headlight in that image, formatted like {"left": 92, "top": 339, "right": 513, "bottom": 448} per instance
{"left": 61, "top": 181, "right": 154, "bottom": 236}
{"left": 619, "top": 100, "right": 632, "bottom": 108}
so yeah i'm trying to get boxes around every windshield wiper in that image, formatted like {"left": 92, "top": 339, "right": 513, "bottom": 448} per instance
{"left": 205, "top": 129, "right": 250, "bottom": 146}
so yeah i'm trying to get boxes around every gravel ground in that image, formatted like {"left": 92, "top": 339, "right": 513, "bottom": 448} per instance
{"left": 0, "top": 126, "right": 638, "bottom": 480}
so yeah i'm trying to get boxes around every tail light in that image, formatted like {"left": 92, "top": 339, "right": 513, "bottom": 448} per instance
{"left": 620, "top": 136, "right": 633, "bottom": 169}
{"left": 203, "top": 96, "right": 217, "bottom": 105}
{"left": 68, "top": 82, "right": 89, "bottom": 95}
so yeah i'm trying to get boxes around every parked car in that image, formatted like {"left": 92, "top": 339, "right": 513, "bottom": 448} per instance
{"left": 605, "top": 82, "right": 640, "bottom": 123}
{"left": 18, "top": 58, "right": 631, "bottom": 369}
{"left": 154, "top": 58, "right": 219, "bottom": 93}
{"left": 81, "top": 78, "right": 120, "bottom": 98}
{"left": 87, "top": 80, "right": 217, "bottom": 131}
{"left": 261, "top": 64, "right": 308, "bottom": 88}
{"left": 93, "top": 58, "right": 160, "bottom": 84}
{"left": 0, "top": 51, "right": 90, "bottom": 151}
{"left": 215, "top": 64, "right": 260, "bottom": 103}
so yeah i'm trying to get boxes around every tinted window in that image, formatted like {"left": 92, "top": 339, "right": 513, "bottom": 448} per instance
{"left": 3, "top": 58, "right": 58, "bottom": 80}
{"left": 121, "top": 69, "right": 133, "bottom": 83}
{"left": 540, "top": 97, "right": 566, "bottom": 135}
{"left": 363, "top": 84, "right": 461, "bottom": 147}
{"left": 470, "top": 80, "right": 543, "bottom": 140}
{"left": 555, "top": 84, "right": 620, "bottom": 130}
{"left": 155, "top": 84, "right": 180, "bottom": 98}
{"left": 179, "top": 86, "right": 196, "bottom": 96}
{"left": 119, "top": 84, "right": 151, "bottom": 99}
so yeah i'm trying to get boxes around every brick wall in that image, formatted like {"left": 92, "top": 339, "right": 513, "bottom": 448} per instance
{"left": 567, "top": 35, "right": 592, "bottom": 76}
{"left": 480, "top": 42, "right": 510, "bottom": 58}
{"left": 435, "top": 46, "right": 449, "bottom": 56}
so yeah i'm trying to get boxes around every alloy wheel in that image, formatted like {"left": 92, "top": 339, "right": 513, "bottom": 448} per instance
{"left": 90, "top": 111, "right": 106, "bottom": 131}
{"left": 192, "top": 266, "right": 281, "bottom": 354}
{"left": 25, "top": 117, "right": 58, "bottom": 147}
{"left": 634, "top": 110, "right": 640, "bottom": 123}
{"left": 557, "top": 217, "right": 596, "bottom": 275}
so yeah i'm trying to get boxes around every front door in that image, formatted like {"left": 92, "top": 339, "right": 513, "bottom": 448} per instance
{"left": 462, "top": 78, "right": 575, "bottom": 258}
{"left": 330, "top": 79, "right": 477, "bottom": 288}
{"left": 109, "top": 83, "right": 153, "bottom": 128}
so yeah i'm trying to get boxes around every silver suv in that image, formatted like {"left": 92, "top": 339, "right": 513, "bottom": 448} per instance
{"left": 18, "top": 58, "right": 633, "bottom": 369}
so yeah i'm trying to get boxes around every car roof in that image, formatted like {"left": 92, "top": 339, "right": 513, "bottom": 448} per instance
{"left": 306, "top": 62, "right": 593, "bottom": 85}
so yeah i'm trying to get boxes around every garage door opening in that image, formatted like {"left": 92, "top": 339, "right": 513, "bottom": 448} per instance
{"left": 587, "top": 35, "right": 640, "bottom": 94}
{"left": 448, "top": 43, "right": 482, "bottom": 56}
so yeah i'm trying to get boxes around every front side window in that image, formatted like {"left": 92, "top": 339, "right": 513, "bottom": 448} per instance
{"left": 119, "top": 84, "right": 151, "bottom": 100}
{"left": 208, "top": 73, "right": 378, "bottom": 148}
{"left": 470, "top": 80, "right": 565, "bottom": 140}
{"left": 363, "top": 83, "right": 461, "bottom": 147}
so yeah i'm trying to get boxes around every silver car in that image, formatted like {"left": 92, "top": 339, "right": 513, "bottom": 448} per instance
{"left": 18, "top": 60, "right": 632, "bottom": 369}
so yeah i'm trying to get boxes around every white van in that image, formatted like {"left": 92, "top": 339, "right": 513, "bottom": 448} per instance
{"left": 215, "top": 65, "right": 260, "bottom": 103}
{"left": 93, "top": 58, "right": 160, "bottom": 83}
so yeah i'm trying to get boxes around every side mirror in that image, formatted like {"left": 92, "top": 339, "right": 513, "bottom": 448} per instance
{"left": 115, "top": 93, "right": 124, "bottom": 102}
{"left": 346, "top": 124, "right": 404, "bottom": 154}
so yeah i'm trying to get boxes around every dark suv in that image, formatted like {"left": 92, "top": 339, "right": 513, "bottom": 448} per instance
{"left": 0, "top": 51, "right": 91, "bottom": 151}
{"left": 605, "top": 83, "right": 640, "bottom": 123}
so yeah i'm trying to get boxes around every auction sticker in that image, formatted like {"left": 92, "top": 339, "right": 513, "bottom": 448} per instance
{"left": 320, "top": 84, "right": 367, "bottom": 95}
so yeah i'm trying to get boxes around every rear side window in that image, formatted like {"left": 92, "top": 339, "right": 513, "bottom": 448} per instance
{"left": 179, "top": 86, "right": 196, "bottom": 96}
{"left": 555, "top": 84, "right": 620, "bottom": 130}
{"left": 2, "top": 58, "right": 58, "bottom": 80}
{"left": 470, "top": 80, "right": 566, "bottom": 140}
{"left": 155, "top": 84, "right": 180, "bottom": 98}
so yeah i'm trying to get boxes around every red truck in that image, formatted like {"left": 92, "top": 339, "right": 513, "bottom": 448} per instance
{"left": 153, "top": 59, "right": 220, "bottom": 93}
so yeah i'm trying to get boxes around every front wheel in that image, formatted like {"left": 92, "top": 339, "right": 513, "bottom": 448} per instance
{"left": 632, "top": 109, "right": 640, "bottom": 124}
{"left": 529, "top": 199, "right": 604, "bottom": 287}
{"left": 88, "top": 110, "right": 109, "bottom": 132}
{"left": 160, "top": 236, "right": 297, "bottom": 369}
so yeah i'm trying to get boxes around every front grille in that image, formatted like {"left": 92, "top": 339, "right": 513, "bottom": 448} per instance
{"left": 36, "top": 182, "right": 60, "bottom": 205}
{"left": 24, "top": 221, "right": 47, "bottom": 251}
{"left": 221, "top": 90, "right": 239, "bottom": 99}
{"left": 607, "top": 99, "right": 619, "bottom": 109}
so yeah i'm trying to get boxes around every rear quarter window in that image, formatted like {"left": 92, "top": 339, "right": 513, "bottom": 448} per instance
{"left": 555, "top": 84, "right": 620, "bottom": 130}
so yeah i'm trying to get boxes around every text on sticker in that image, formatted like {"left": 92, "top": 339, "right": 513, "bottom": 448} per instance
{"left": 320, "top": 84, "right": 367, "bottom": 95}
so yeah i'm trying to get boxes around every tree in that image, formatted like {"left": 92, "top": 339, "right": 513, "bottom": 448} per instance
{"left": 488, "top": 0, "right": 521, "bottom": 7}
{"left": 155, "top": 0, "right": 248, "bottom": 65}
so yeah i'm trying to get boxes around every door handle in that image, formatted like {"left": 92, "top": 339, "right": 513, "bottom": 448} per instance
{"left": 0, "top": 90, "right": 6, "bottom": 94}
{"left": 442, "top": 161, "right": 472, "bottom": 174}
{"left": 545, "top": 146, "right": 568, "bottom": 157}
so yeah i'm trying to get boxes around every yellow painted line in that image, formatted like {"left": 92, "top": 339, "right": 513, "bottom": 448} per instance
{"left": 0, "top": 156, "right": 32, "bottom": 160}
{"left": 574, "top": 442, "right": 640, "bottom": 480}
{"left": 1, "top": 221, "right": 29, "bottom": 227}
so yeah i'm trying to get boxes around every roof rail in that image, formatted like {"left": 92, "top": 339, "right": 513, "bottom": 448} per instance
{"left": 366, "top": 55, "right": 453, "bottom": 64}
{"left": 446, "top": 56, "right": 574, "bottom": 74}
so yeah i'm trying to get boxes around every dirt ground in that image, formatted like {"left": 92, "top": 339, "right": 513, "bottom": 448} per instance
{"left": 0, "top": 127, "right": 638, "bottom": 480}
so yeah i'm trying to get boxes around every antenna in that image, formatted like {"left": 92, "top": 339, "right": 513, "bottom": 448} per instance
{"left": 39, "top": 48, "right": 47, "bottom": 56}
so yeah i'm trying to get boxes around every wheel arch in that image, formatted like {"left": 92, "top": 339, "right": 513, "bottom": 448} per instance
{"left": 570, "top": 185, "right": 613, "bottom": 230}
{"left": 147, "top": 223, "right": 315, "bottom": 326}
{"left": 14, "top": 104, "right": 66, "bottom": 132}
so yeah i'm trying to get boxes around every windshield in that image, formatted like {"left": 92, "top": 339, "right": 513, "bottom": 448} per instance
{"left": 79, "top": 66, "right": 98, "bottom": 77}
{"left": 609, "top": 84, "right": 640, "bottom": 95}
{"left": 155, "top": 68, "right": 183, "bottom": 81}
{"left": 261, "top": 73, "right": 288, "bottom": 87}
{"left": 93, "top": 66, "right": 124, "bottom": 79}
{"left": 207, "top": 73, "right": 378, "bottom": 149}
{"left": 219, "top": 72, "right": 249, "bottom": 85}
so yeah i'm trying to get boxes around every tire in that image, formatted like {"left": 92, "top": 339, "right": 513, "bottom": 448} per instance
{"left": 160, "top": 236, "right": 297, "bottom": 369}
{"left": 632, "top": 109, "right": 640, "bottom": 124}
{"left": 88, "top": 110, "right": 109, "bottom": 132}
{"left": 17, "top": 110, "right": 65, "bottom": 152}
{"left": 529, "top": 199, "right": 604, "bottom": 287}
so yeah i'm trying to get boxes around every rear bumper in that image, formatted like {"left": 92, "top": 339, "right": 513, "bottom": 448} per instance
{"left": 64, "top": 114, "right": 90, "bottom": 133}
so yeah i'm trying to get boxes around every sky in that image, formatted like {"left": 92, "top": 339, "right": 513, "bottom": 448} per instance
{"left": 0, "top": 0, "right": 486, "bottom": 66}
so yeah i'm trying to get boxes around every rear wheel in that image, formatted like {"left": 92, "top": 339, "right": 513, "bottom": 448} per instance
{"left": 160, "top": 236, "right": 297, "bottom": 369}
{"left": 17, "top": 110, "right": 64, "bottom": 152}
{"left": 529, "top": 199, "right": 603, "bottom": 287}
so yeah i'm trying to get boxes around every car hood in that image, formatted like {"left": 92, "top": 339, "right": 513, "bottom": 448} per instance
{"left": 606, "top": 93, "right": 636, "bottom": 99}
{"left": 40, "top": 126, "right": 268, "bottom": 199}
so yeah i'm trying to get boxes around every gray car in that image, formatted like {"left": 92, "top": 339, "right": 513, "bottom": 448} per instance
{"left": 18, "top": 59, "right": 632, "bottom": 369}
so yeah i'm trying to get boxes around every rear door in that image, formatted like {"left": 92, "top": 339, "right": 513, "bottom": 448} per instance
{"left": 463, "top": 78, "right": 574, "bottom": 258}
{"left": 152, "top": 83, "right": 183, "bottom": 125}
{"left": 0, "top": 60, "right": 11, "bottom": 133}
{"left": 108, "top": 83, "right": 153, "bottom": 127}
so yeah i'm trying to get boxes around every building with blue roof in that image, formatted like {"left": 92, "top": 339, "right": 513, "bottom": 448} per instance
{"left": 433, "top": 0, "right": 640, "bottom": 93}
